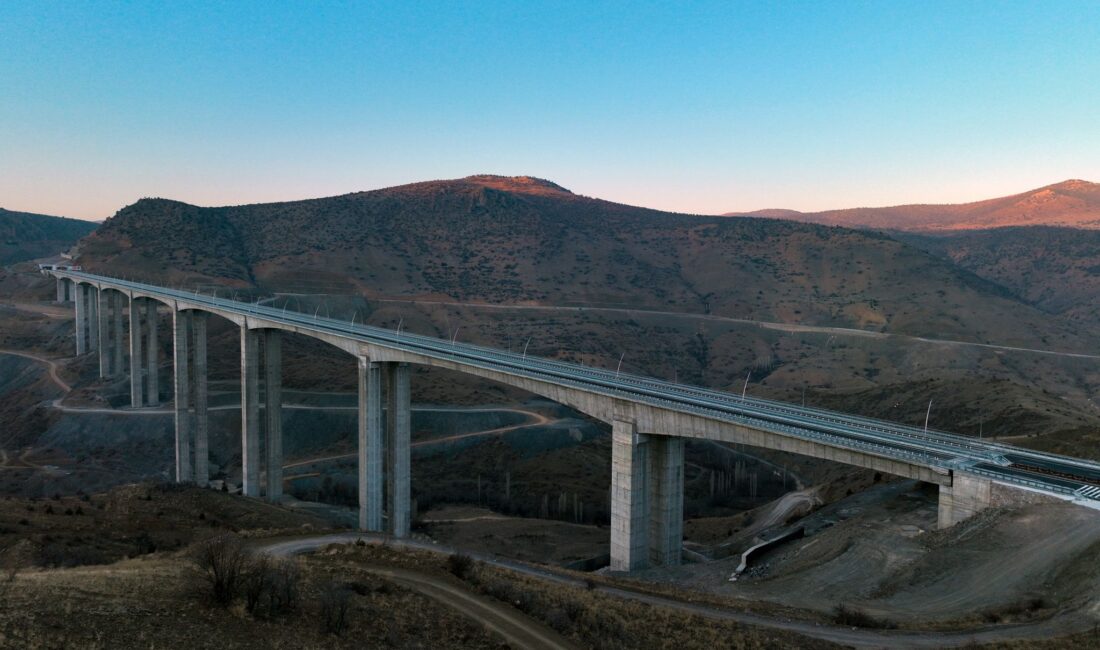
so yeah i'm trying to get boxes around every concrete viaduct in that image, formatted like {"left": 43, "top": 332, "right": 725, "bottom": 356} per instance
{"left": 45, "top": 269, "right": 1100, "bottom": 571}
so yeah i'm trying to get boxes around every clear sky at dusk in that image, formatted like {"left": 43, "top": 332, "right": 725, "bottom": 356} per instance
{"left": 2, "top": 1, "right": 1098, "bottom": 220}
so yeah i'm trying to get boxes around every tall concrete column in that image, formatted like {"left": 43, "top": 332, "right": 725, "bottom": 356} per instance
{"left": 64, "top": 279, "right": 71, "bottom": 302}
{"left": 97, "top": 288, "right": 110, "bottom": 376}
{"left": 56, "top": 279, "right": 65, "bottom": 303}
{"left": 192, "top": 313, "right": 209, "bottom": 487}
{"left": 88, "top": 286, "right": 99, "bottom": 351}
{"left": 263, "top": 329, "right": 282, "bottom": 502}
{"left": 111, "top": 292, "right": 124, "bottom": 377}
{"left": 173, "top": 310, "right": 193, "bottom": 482}
{"left": 610, "top": 420, "right": 649, "bottom": 572}
{"left": 128, "top": 297, "right": 144, "bottom": 407}
{"left": 145, "top": 301, "right": 159, "bottom": 406}
{"left": 240, "top": 326, "right": 261, "bottom": 497}
{"left": 938, "top": 473, "right": 992, "bottom": 529}
{"left": 74, "top": 284, "right": 87, "bottom": 355}
{"left": 385, "top": 362, "right": 411, "bottom": 538}
{"left": 358, "top": 358, "right": 383, "bottom": 531}
{"left": 648, "top": 436, "right": 684, "bottom": 566}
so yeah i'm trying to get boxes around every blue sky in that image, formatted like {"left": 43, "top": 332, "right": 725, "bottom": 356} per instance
{"left": 1, "top": 1, "right": 1098, "bottom": 220}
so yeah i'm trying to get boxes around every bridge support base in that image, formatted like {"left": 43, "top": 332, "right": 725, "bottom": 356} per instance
{"left": 938, "top": 473, "right": 992, "bottom": 528}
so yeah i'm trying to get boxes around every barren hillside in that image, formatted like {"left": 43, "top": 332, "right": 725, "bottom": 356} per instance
{"left": 0, "top": 208, "right": 96, "bottom": 265}
{"left": 729, "top": 180, "right": 1100, "bottom": 232}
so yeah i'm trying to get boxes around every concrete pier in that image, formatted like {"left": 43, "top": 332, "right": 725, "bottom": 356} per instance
{"left": 111, "top": 292, "right": 124, "bottom": 377}
{"left": 192, "top": 313, "right": 209, "bottom": 487}
{"left": 145, "top": 301, "right": 158, "bottom": 406}
{"left": 240, "top": 326, "right": 261, "bottom": 497}
{"left": 56, "top": 279, "right": 65, "bottom": 303}
{"left": 648, "top": 436, "right": 684, "bottom": 566}
{"left": 129, "top": 298, "right": 144, "bottom": 407}
{"left": 385, "top": 362, "right": 411, "bottom": 538}
{"left": 173, "top": 310, "right": 193, "bottom": 482}
{"left": 938, "top": 473, "right": 992, "bottom": 528}
{"left": 87, "top": 287, "right": 98, "bottom": 351}
{"left": 74, "top": 284, "right": 87, "bottom": 355}
{"left": 358, "top": 358, "right": 383, "bottom": 531}
{"left": 97, "top": 289, "right": 109, "bottom": 374}
{"left": 263, "top": 329, "right": 282, "bottom": 501}
{"left": 610, "top": 420, "right": 649, "bottom": 571}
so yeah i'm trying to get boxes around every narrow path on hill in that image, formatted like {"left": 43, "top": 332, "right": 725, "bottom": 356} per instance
{"left": 258, "top": 532, "right": 1096, "bottom": 649}
{"left": 0, "top": 348, "right": 72, "bottom": 392}
{"left": 264, "top": 537, "right": 578, "bottom": 650}
{"left": 371, "top": 297, "right": 1100, "bottom": 361}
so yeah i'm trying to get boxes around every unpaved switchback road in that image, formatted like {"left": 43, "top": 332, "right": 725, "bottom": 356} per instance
{"left": 0, "top": 348, "right": 71, "bottom": 392}
{"left": 263, "top": 535, "right": 578, "bottom": 650}
{"left": 259, "top": 533, "right": 1097, "bottom": 649}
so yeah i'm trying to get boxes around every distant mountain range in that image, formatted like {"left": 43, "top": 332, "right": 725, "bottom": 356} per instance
{"left": 726, "top": 180, "right": 1100, "bottom": 232}
{"left": 74, "top": 175, "right": 1082, "bottom": 347}
{"left": 0, "top": 208, "right": 97, "bottom": 266}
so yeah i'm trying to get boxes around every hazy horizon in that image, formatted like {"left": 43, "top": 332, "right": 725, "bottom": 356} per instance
{"left": 2, "top": 2, "right": 1098, "bottom": 221}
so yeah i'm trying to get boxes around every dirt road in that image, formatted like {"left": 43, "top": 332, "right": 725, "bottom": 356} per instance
{"left": 259, "top": 532, "right": 1098, "bottom": 649}
{"left": 263, "top": 535, "right": 577, "bottom": 650}
{"left": 0, "top": 348, "right": 71, "bottom": 392}
{"left": 372, "top": 296, "right": 1100, "bottom": 361}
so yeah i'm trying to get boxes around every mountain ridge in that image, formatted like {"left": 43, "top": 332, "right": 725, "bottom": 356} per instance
{"left": 726, "top": 179, "right": 1100, "bottom": 231}
{"left": 0, "top": 207, "right": 98, "bottom": 265}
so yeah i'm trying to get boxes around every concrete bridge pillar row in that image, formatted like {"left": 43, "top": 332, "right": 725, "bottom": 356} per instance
{"left": 386, "top": 362, "right": 411, "bottom": 538}
{"left": 938, "top": 472, "right": 993, "bottom": 529}
{"left": 240, "top": 326, "right": 261, "bottom": 497}
{"left": 263, "top": 329, "right": 282, "bottom": 502}
{"left": 173, "top": 310, "right": 193, "bottom": 483}
{"left": 74, "top": 284, "right": 88, "bottom": 355}
{"left": 145, "top": 300, "right": 159, "bottom": 406}
{"left": 192, "top": 313, "right": 209, "bottom": 488}
{"left": 358, "top": 358, "right": 384, "bottom": 531}
{"left": 128, "top": 297, "right": 144, "bottom": 407}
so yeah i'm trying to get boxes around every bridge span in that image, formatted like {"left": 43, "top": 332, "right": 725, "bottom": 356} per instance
{"left": 43, "top": 269, "right": 1100, "bottom": 571}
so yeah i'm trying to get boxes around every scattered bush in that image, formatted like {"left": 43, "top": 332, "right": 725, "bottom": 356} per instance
{"left": 832, "top": 604, "right": 896, "bottom": 629}
{"left": 318, "top": 582, "right": 352, "bottom": 636}
{"left": 191, "top": 534, "right": 251, "bottom": 606}
{"left": 446, "top": 553, "right": 475, "bottom": 580}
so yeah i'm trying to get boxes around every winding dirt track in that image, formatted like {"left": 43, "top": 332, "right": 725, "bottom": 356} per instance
{"left": 0, "top": 348, "right": 71, "bottom": 392}
{"left": 260, "top": 533, "right": 1097, "bottom": 649}
{"left": 372, "top": 297, "right": 1100, "bottom": 361}
{"left": 263, "top": 536, "right": 578, "bottom": 650}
